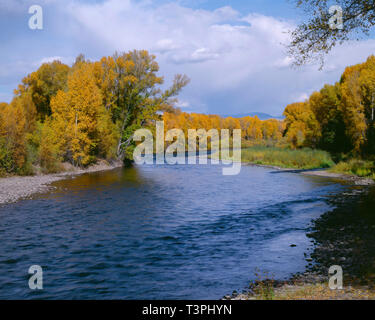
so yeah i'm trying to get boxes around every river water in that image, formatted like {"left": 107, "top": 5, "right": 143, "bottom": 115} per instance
{"left": 0, "top": 163, "right": 352, "bottom": 299}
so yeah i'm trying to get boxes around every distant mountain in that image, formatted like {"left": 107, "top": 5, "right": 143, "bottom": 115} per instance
{"left": 220, "top": 112, "right": 284, "bottom": 120}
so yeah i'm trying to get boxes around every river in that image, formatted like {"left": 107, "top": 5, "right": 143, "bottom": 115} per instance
{"left": 0, "top": 163, "right": 357, "bottom": 299}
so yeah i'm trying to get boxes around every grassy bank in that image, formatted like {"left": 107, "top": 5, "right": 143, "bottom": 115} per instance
{"left": 239, "top": 146, "right": 334, "bottom": 170}
{"left": 330, "top": 159, "right": 375, "bottom": 180}
{"left": 232, "top": 282, "right": 375, "bottom": 300}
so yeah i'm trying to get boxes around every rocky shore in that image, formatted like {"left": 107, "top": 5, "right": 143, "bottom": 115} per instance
{"left": 0, "top": 160, "right": 123, "bottom": 205}
{"left": 224, "top": 281, "right": 375, "bottom": 300}
{"left": 225, "top": 181, "right": 375, "bottom": 300}
{"left": 245, "top": 162, "right": 375, "bottom": 186}
{"left": 301, "top": 169, "right": 375, "bottom": 186}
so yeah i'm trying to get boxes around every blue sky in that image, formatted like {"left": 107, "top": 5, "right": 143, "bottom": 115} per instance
{"left": 1, "top": 0, "right": 375, "bottom": 116}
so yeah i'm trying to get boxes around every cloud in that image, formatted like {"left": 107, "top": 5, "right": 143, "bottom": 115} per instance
{"left": 154, "top": 39, "right": 180, "bottom": 53}
{"left": 38, "top": 56, "right": 75, "bottom": 65}
{"left": 175, "top": 100, "right": 190, "bottom": 109}
{"left": 170, "top": 47, "right": 220, "bottom": 64}
{"left": 1, "top": 0, "right": 375, "bottom": 116}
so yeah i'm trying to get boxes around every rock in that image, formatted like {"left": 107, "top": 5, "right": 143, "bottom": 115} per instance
{"left": 0, "top": 161, "right": 123, "bottom": 205}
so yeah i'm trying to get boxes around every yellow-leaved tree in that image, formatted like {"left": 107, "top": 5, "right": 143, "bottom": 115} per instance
{"left": 48, "top": 62, "right": 115, "bottom": 167}
{"left": 283, "top": 102, "right": 321, "bottom": 148}
{"left": 340, "top": 64, "right": 367, "bottom": 154}
{"left": 0, "top": 100, "right": 28, "bottom": 174}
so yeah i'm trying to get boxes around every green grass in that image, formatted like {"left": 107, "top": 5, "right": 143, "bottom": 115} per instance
{"left": 237, "top": 146, "right": 334, "bottom": 170}
{"left": 330, "top": 159, "right": 375, "bottom": 179}
{"left": 250, "top": 283, "right": 375, "bottom": 300}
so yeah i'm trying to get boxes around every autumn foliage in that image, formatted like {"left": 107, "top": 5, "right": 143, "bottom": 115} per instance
{"left": 163, "top": 111, "right": 284, "bottom": 149}
{"left": 0, "top": 51, "right": 188, "bottom": 175}
{"left": 2, "top": 52, "right": 375, "bottom": 176}
{"left": 283, "top": 55, "right": 375, "bottom": 158}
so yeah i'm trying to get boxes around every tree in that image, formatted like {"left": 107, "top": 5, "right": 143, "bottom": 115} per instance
{"left": 283, "top": 102, "right": 321, "bottom": 148}
{"left": 1, "top": 51, "right": 189, "bottom": 173}
{"left": 340, "top": 62, "right": 368, "bottom": 154}
{"left": 50, "top": 62, "right": 110, "bottom": 166}
{"left": 94, "top": 50, "right": 189, "bottom": 162}
{"left": 358, "top": 56, "right": 375, "bottom": 154}
{"left": 262, "top": 119, "right": 282, "bottom": 141}
{"left": 11, "top": 92, "right": 37, "bottom": 134}
{"left": 0, "top": 101, "right": 27, "bottom": 173}
{"left": 38, "top": 118, "right": 63, "bottom": 173}
{"left": 15, "top": 60, "right": 69, "bottom": 119}
{"left": 0, "top": 103, "right": 12, "bottom": 174}
{"left": 246, "top": 116, "right": 263, "bottom": 141}
{"left": 308, "top": 84, "right": 351, "bottom": 153}
{"left": 289, "top": 0, "right": 375, "bottom": 66}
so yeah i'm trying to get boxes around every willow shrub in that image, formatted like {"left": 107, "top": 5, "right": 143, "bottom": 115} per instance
{"left": 331, "top": 159, "right": 375, "bottom": 178}
{"left": 241, "top": 146, "right": 334, "bottom": 169}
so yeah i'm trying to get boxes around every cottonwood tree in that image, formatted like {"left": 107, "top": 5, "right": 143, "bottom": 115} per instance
{"left": 50, "top": 62, "right": 114, "bottom": 167}
{"left": 16, "top": 61, "right": 69, "bottom": 119}
{"left": 94, "top": 50, "right": 190, "bottom": 162}
{"left": 283, "top": 102, "right": 321, "bottom": 148}
{"left": 289, "top": 0, "right": 375, "bottom": 67}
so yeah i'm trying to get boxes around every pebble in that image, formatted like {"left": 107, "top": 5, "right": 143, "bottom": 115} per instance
{"left": 0, "top": 161, "right": 122, "bottom": 205}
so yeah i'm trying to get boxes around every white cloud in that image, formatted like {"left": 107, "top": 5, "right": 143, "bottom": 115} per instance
{"left": 154, "top": 39, "right": 180, "bottom": 53}
{"left": 1, "top": 0, "right": 375, "bottom": 114}
{"left": 39, "top": 56, "right": 68, "bottom": 64}
{"left": 175, "top": 100, "right": 190, "bottom": 109}
{"left": 274, "top": 56, "right": 293, "bottom": 69}
{"left": 291, "top": 92, "right": 309, "bottom": 103}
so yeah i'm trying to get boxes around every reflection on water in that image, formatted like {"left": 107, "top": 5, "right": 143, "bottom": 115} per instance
{"left": 0, "top": 163, "right": 355, "bottom": 299}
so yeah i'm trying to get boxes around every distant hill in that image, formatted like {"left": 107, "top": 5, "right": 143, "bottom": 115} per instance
{"left": 220, "top": 112, "right": 284, "bottom": 120}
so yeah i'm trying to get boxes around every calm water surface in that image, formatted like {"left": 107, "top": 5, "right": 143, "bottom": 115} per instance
{"left": 0, "top": 163, "right": 351, "bottom": 299}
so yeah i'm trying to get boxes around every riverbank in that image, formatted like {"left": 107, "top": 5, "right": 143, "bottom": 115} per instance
{"left": 226, "top": 282, "right": 375, "bottom": 300}
{"left": 225, "top": 181, "right": 375, "bottom": 300}
{"left": 301, "top": 169, "right": 375, "bottom": 185}
{"left": 240, "top": 147, "right": 334, "bottom": 170}
{"left": 222, "top": 146, "right": 375, "bottom": 185}
{"left": 0, "top": 160, "right": 123, "bottom": 205}
{"left": 243, "top": 162, "right": 375, "bottom": 186}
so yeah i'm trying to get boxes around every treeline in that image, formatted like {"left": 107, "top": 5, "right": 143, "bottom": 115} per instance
{"left": 0, "top": 51, "right": 188, "bottom": 176}
{"left": 284, "top": 55, "right": 375, "bottom": 158}
{"left": 163, "top": 111, "right": 285, "bottom": 146}
{"left": 2, "top": 52, "right": 375, "bottom": 176}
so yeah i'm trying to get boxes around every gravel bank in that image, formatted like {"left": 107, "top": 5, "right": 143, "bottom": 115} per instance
{"left": 301, "top": 170, "right": 375, "bottom": 186}
{"left": 225, "top": 182, "right": 375, "bottom": 300}
{"left": 243, "top": 163, "right": 375, "bottom": 186}
{"left": 0, "top": 160, "right": 123, "bottom": 205}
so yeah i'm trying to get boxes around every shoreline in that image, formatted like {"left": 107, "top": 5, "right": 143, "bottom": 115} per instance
{"left": 0, "top": 160, "right": 123, "bottom": 205}
{"left": 225, "top": 169, "right": 375, "bottom": 300}
{"left": 242, "top": 162, "right": 375, "bottom": 186}
{"left": 225, "top": 281, "right": 375, "bottom": 300}
{"left": 1, "top": 159, "right": 375, "bottom": 299}
{"left": 1, "top": 159, "right": 373, "bottom": 206}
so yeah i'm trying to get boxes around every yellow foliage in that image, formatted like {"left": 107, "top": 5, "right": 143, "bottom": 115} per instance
{"left": 50, "top": 62, "right": 108, "bottom": 167}
{"left": 0, "top": 100, "right": 27, "bottom": 171}
{"left": 15, "top": 60, "right": 69, "bottom": 119}
{"left": 38, "top": 119, "right": 63, "bottom": 173}
{"left": 283, "top": 102, "right": 321, "bottom": 148}
{"left": 163, "top": 112, "right": 284, "bottom": 147}
{"left": 340, "top": 63, "right": 367, "bottom": 153}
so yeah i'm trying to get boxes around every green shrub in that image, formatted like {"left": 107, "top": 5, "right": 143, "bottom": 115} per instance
{"left": 330, "top": 159, "right": 375, "bottom": 178}
{"left": 0, "top": 138, "right": 14, "bottom": 175}
{"left": 239, "top": 146, "right": 334, "bottom": 169}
